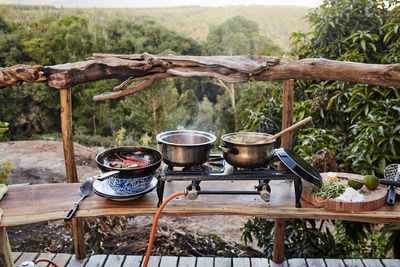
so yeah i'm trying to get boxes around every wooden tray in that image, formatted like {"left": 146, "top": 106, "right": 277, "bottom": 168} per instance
{"left": 302, "top": 172, "right": 387, "bottom": 212}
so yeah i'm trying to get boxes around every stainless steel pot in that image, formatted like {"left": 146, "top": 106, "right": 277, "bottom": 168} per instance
{"left": 219, "top": 132, "right": 275, "bottom": 168}
{"left": 156, "top": 130, "right": 216, "bottom": 167}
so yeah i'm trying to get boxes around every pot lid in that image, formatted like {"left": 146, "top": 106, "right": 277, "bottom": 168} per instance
{"left": 275, "top": 148, "right": 322, "bottom": 188}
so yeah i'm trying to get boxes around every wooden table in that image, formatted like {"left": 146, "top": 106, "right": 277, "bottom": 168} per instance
{"left": 1, "top": 178, "right": 400, "bottom": 266}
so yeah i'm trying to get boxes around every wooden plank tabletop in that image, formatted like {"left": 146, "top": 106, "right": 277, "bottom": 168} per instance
{"left": 1, "top": 176, "right": 400, "bottom": 227}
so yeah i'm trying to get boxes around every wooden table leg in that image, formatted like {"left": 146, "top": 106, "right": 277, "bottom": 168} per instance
{"left": 273, "top": 219, "right": 286, "bottom": 263}
{"left": 0, "top": 227, "right": 13, "bottom": 267}
{"left": 72, "top": 217, "right": 86, "bottom": 259}
{"left": 60, "top": 88, "right": 86, "bottom": 259}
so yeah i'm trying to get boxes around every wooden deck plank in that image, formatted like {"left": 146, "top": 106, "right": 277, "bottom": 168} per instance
{"left": 270, "top": 260, "right": 288, "bottom": 267}
{"left": 2, "top": 179, "right": 400, "bottom": 228}
{"left": 307, "top": 258, "right": 326, "bottom": 267}
{"left": 325, "top": 259, "right": 346, "bottom": 267}
{"left": 66, "top": 255, "right": 88, "bottom": 267}
{"left": 14, "top": 252, "right": 39, "bottom": 267}
{"left": 11, "top": 251, "right": 22, "bottom": 262}
{"left": 215, "top": 257, "right": 231, "bottom": 267}
{"left": 123, "top": 255, "right": 143, "bottom": 267}
{"left": 51, "top": 253, "right": 72, "bottom": 267}
{"left": 251, "top": 258, "right": 269, "bottom": 267}
{"left": 288, "top": 258, "right": 306, "bottom": 266}
{"left": 177, "top": 256, "right": 196, "bottom": 267}
{"left": 85, "top": 254, "right": 107, "bottom": 267}
{"left": 233, "top": 257, "right": 250, "bottom": 267}
{"left": 344, "top": 259, "right": 364, "bottom": 267}
{"left": 382, "top": 259, "right": 400, "bottom": 267}
{"left": 196, "top": 257, "right": 213, "bottom": 267}
{"left": 160, "top": 256, "right": 179, "bottom": 267}
{"left": 362, "top": 259, "right": 384, "bottom": 267}
{"left": 104, "top": 254, "right": 125, "bottom": 267}
{"left": 142, "top": 256, "right": 161, "bottom": 267}
{"left": 35, "top": 252, "right": 56, "bottom": 267}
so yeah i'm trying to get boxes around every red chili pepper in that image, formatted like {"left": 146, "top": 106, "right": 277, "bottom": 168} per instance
{"left": 114, "top": 153, "right": 150, "bottom": 167}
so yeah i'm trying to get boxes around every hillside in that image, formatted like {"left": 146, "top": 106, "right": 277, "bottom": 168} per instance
{"left": 1, "top": 5, "right": 311, "bottom": 50}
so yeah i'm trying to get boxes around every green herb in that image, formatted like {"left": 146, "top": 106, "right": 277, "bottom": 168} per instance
{"left": 314, "top": 180, "right": 348, "bottom": 200}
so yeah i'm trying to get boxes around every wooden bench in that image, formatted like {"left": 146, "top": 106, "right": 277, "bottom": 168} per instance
{"left": 1, "top": 179, "right": 400, "bottom": 266}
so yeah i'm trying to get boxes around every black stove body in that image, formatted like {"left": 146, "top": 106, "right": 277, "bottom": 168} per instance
{"left": 156, "top": 156, "right": 303, "bottom": 208}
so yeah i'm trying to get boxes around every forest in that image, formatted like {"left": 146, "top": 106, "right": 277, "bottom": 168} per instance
{"left": 1, "top": 0, "right": 400, "bottom": 258}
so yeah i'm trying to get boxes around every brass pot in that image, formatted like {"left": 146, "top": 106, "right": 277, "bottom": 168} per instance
{"left": 219, "top": 132, "right": 275, "bottom": 168}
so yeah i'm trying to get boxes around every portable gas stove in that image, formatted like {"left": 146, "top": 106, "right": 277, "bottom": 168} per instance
{"left": 156, "top": 155, "right": 304, "bottom": 208}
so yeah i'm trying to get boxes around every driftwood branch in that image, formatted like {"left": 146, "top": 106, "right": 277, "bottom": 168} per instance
{"left": 0, "top": 53, "right": 399, "bottom": 101}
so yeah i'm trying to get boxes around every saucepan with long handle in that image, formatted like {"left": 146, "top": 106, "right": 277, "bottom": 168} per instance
{"left": 218, "top": 117, "right": 312, "bottom": 168}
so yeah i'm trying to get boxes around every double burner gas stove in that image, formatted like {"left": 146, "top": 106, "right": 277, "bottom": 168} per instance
{"left": 156, "top": 155, "right": 303, "bottom": 208}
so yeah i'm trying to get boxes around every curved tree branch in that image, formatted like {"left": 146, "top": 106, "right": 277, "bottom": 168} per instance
{"left": 0, "top": 53, "right": 399, "bottom": 102}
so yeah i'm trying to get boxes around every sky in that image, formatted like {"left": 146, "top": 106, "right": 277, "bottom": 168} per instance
{"left": 0, "top": 0, "right": 324, "bottom": 8}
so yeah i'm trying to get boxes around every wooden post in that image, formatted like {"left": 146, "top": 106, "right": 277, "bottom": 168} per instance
{"left": 280, "top": 80, "right": 294, "bottom": 149}
{"left": 0, "top": 227, "right": 13, "bottom": 267}
{"left": 273, "top": 79, "right": 294, "bottom": 263}
{"left": 60, "top": 88, "right": 86, "bottom": 259}
{"left": 60, "top": 88, "right": 78, "bottom": 184}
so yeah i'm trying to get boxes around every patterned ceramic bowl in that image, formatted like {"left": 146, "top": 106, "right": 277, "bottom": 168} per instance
{"left": 106, "top": 174, "right": 154, "bottom": 194}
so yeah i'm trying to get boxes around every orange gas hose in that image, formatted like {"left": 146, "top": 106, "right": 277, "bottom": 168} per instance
{"left": 35, "top": 258, "right": 59, "bottom": 267}
{"left": 142, "top": 190, "right": 186, "bottom": 267}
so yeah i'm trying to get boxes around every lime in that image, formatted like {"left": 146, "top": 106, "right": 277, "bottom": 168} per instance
{"left": 348, "top": 178, "right": 364, "bottom": 190}
{"left": 364, "top": 175, "right": 380, "bottom": 190}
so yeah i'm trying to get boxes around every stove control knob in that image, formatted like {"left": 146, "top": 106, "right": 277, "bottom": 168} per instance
{"left": 188, "top": 190, "right": 198, "bottom": 200}
{"left": 260, "top": 190, "right": 270, "bottom": 202}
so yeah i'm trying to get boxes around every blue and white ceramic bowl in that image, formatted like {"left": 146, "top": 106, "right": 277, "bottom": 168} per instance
{"left": 106, "top": 174, "right": 154, "bottom": 194}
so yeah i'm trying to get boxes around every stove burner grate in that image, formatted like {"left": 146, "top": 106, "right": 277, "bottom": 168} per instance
{"left": 156, "top": 158, "right": 303, "bottom": 208}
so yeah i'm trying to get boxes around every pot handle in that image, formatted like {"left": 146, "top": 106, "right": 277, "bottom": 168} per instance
{"left": 218, "top": 146, "right": 238, "bottom": 155}
{"left": 387, "top": 186, "right": 396, "bottom": 206}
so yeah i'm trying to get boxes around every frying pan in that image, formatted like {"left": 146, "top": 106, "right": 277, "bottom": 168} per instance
{"left": 96, "top": 146, "right": 162, "bottom": 178}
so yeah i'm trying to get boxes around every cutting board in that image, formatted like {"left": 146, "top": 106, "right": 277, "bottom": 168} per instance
{"left": 301, "top": 172, "right": 387, "bottom": 212}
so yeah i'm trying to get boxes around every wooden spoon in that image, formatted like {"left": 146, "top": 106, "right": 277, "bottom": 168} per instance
{"left": 257, "top": 116, "right": 312, "bottom": 144}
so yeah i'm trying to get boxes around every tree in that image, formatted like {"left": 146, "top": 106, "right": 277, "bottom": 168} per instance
{"left": 205, "top": 16, "right": 282, "bottom": 133}
{"left": 0, "top": 16, "right": 26, "bottom": 66}
{"left": 290, "top": 0, "right": 400, "bottom": 176}
{"left": 22, "top": 16, "right": 92, "bottom": 65}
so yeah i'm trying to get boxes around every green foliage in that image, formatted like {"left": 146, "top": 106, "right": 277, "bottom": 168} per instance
{"left": 205, "top": 15, "right": 282, "bottom": 56}
{"left": 21, "top": 16, "right": 92, "bottom": 65}
{"left": 294, "top": 128, "right": 339, "bottom": 161}
{"left": 0, "top": 16, "right": 26, "bottom": 66}
{"left": 115, "top": 127, "right": 126, "bottom": 147}
{"left": 290, "top": 0, "right": 400, "bottom": 176}
{"left": 1, "top": 5, "right": 309, "bottom": 51}
{"left": 0, "top": 121, "right": 9, "bottom": 141}
{"left": 238, "top": 97, "right": 282, "bottom": 135}
{"left": 0, "top": 161, "right": 11, "bottom": 185}
{"left": 0, "top": 14, "right": 205, "bottom": 142}
{"left": 241, "top": 218, "right": 388, "bottom": 259}
{"left": 380, "top": 224, "right": 400, "bottom": 258}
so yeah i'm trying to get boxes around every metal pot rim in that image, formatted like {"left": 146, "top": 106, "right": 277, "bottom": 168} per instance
{"left": 222, "top": 132, "right": 275, "bottom": 145}
{"left": 156, "top": 130, "right": 216, "bottom": 147}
